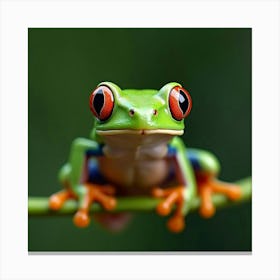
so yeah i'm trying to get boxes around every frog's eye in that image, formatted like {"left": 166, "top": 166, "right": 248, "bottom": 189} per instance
{"left": 168, "top": 86, "right": 192, "bottom": 121}
{"left": 89, "top": 85, "right": 114, "bottom": 121}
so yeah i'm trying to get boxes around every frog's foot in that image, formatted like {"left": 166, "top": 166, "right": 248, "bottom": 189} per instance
{"left": 197, "top": 174, "right": 242, "bottom": 218}
{"left": 73, "top": 184, "right": 117, "bottom": 228}
{"left": 49, "top": 188, "right": 75, "bottom": 210}
{"left": 152, "top": 186, "right": 185, "bottom": 233}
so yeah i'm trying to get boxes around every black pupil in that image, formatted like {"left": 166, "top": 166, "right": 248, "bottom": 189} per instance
{"left": 93, "top": 89, "right": 104, "bottom": 116}
{"left": 179, "top": 90, "right": 189, "bottom": 114}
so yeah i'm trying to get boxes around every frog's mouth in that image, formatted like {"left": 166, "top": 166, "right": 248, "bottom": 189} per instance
{"left": 96, "top": 129, "right": 184, "bottom": 136}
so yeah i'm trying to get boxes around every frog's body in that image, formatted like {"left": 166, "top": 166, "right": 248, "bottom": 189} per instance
{"left": 49, "top": 82, "right": 241, "bottom": 233}
{"left": 98, "top": 133, "right": 173, "bottom": 193}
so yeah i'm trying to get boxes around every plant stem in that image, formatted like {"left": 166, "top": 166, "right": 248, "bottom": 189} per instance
{"left": 28, "top": 177, "right": 251, "bottom": 216}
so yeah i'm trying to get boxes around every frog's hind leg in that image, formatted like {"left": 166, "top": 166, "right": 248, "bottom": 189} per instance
{"left": 197, "top": 174, "right": 241, "bottom": 217}
{"left": 188, "top": 149, "right": 242, "bottom": 218}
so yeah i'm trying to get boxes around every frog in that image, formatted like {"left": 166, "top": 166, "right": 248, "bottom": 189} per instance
{"left": 49, "top": 81, "right": 242, "bottom": 233}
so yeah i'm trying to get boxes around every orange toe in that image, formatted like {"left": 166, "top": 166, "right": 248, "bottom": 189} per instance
{"left": 199, "top": 185, "right": 215, "bottom": 218}
{"left": 210, "top": 181, "right": 242, "bottom": 201}
{"left": 156, "top": 202, "right": 173, "bottom": 216}
{"left": 199, "top": 202, "right": 215, "bottom": 218}
{"left": 49, "top": 190, "right": 72, "bottom": 210}
{"left": 152, "top": 187, "right": 166, "bottom": 198}
{"left": 102, "top": 197, "right": 117, "bottom": 211}
{"left": 155, "top": 191, "right": 179, "bottom": 216}
{"left": 73, "top": 210, "right": 90, "bottom": 228}
{"left": 49, "top": 194, "right": 63, "bottom": 210}
{"left": 167, "top": 215, "right": 185, "bottom": 233}
{"left": 226, "top": 186, "right": 242, "bottom": 200}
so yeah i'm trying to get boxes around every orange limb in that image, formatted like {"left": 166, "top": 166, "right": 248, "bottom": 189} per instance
{"left": 73, "top": 184, "right": 117, "bottom": 228}
{"left": 197, "top": 174, "right": 242, "bottom": 218}
{"left": 152, "top": 186, "right": 185, "bottom": 233}
{"left": 199, "top": 185, "right": 215, "bottom": 218}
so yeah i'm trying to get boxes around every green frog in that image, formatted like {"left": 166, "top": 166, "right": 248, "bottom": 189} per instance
{"left": 49, "top": 82, "right": 241, "bottom": 233}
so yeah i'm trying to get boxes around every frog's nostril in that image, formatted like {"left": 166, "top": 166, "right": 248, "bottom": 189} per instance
{"left": 129, "top": 109, "right": 135, "bottom": 117}
{"left": 153, "top": 109, "right": 158, "bottom": 116}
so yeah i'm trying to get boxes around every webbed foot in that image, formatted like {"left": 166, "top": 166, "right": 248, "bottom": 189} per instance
{"left": 73, "top": 184, "right": 117, "bottom": 227}
{"left": 49, "top": 184, "right": 117, "bottom": 228}
{"left": 152, "top": 186, "right": 185, "bottom": 233}
{"left": 197, "top": 174, "right": 242, "bottom": 218}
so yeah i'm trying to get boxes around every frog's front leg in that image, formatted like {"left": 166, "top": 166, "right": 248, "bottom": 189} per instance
{"left": 152, "top": 186, "right": 186, "bottom": 233}
{"left": 72, "top": 183, "right": 116, "bottom": 227}
{"left": 49, "top": 138, "right": 117, "bottom": 227}
{"left": 152, "top": 138, "right": 197, "bottom": 233}
{"left": 188, "top": 148, "right": 242, "bottom": 217}
{"left": 49, "top": 164, "right": 75, "bottom": 209}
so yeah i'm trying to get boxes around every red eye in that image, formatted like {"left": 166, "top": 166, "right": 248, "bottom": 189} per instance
{"left": 89, "top": 86, "right": 114, "bottom": 121}
{"left": 168, "top": 86, "right": 192, "bottom": 121}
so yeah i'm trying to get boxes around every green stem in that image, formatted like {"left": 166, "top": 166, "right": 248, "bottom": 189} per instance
{"left": 28, "top": 177, "right": 251, "bottom": 216}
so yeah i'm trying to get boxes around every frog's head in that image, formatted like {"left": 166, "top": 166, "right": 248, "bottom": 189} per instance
{"left": 89, "top": 81, "right": 192, "bottom": 141}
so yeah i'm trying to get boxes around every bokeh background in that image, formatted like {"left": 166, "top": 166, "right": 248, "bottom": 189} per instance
{"left": 28, "top": 28, "right": 251, "bottom": 251}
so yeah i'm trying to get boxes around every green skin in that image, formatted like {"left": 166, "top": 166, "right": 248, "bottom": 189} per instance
{"left": 59, "top": 82, "right": 220, "bottom": 215}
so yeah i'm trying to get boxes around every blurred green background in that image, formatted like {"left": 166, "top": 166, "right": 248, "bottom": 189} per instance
{"left": 28, "top": 28, "right": 251, "bottom": 251}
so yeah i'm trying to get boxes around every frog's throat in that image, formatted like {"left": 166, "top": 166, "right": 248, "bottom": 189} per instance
{"left": 96, "top": 129, "right": 183, "bottom": 136}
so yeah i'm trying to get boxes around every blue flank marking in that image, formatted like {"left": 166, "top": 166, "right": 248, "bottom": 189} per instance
{"left": 87, "top": 159, "right": 107, "bottom": 184}
{"left": 86, "top": 145, "right": 106, "bottom": 183}
{"left": 187, "top": 150, "right": 201, "bottom": 171}
{"left": 167, "top": 145, "right": 177, "bottom": 156}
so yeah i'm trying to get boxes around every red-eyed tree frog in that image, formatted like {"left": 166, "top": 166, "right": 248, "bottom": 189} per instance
{"left": 49, "top": 82, "right": 241, "bottom": 233}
